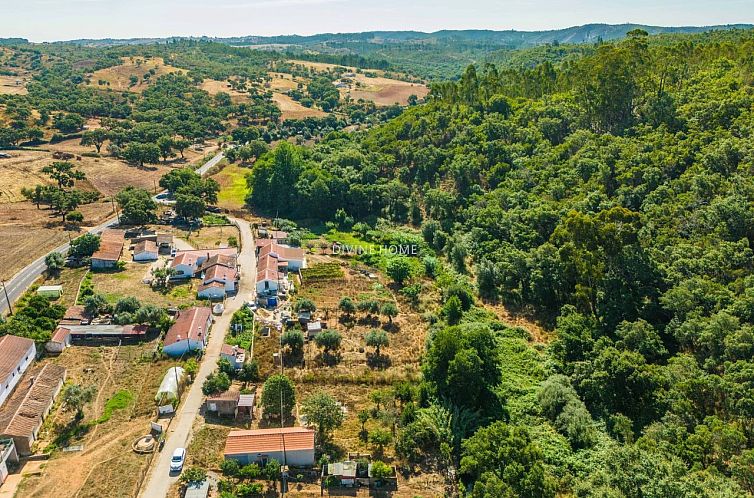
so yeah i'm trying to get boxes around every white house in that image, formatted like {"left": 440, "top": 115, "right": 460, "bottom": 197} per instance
{"left": 197, "top": 282, "right": 226, "bottom": 300}
{"left": 133, "top": 240, "right": 159, "bottom": 262}
{"left": 255, "top": 269, "right": 280, "bottom": 295}
{"left": 223, "top": 427, "right": 315, "bottom": 467}
{"left": 171, "top": 249, "right": 237, "bottom": 278}
{"left": 0, "top": 438, "right": 19, "bottom": 485}
{"left": 162, "top": 307, "right": 212, "bottom": 357}
{"left": 201, "top": 264, "right": 238, "bottom": 293}
{"left": 45, "top": 326, "right": 72, "bottom": 354}
{"left": 258, "top": 243, "right": 305, "bottom": 271}
{"left": 0, "top": 335, "right": 36, "bottom": 408}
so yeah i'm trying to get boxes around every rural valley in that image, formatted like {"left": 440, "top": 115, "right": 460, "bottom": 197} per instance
{"left": 2, "top": 10, "right": 754, "bottom": 498}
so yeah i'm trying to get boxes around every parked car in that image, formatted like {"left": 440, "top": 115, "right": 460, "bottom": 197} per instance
{"left": 170, "top": 447, "right": 186, "bottom": 472}
{"left": 244, "top": 300, "right": 257, "bottom": 310}
{"left": 213, "top": 303, "right": 225, "bottom": 315}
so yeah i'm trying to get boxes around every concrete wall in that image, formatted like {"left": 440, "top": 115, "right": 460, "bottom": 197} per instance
{"left": 227, "top": 448, "right": 314, "bottom": 467}
{"left": 163, "top": 339, "right": 205, "bottom": 357}
{"left": 0, "top": 342, "right": 36, "bottom": 408}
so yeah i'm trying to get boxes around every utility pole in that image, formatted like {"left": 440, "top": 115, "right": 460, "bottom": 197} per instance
{"left": 111, "top": 196, "right": 120, "bottom": 224}
{"left": 1, "top": 279, "right": 13, "bottom": 315}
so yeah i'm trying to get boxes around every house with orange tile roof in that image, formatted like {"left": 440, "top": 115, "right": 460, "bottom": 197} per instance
{"left": 223, "top": 427, "right": 315, "bottom": 467}
{"left": 162, "top": 307, "right": 212, "bottom": 357}
{"left": 91, "top": 229, "right": 126, "bottom": 269}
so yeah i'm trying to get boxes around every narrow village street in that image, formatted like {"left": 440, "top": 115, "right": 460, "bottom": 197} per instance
{"left": 139, "top": 217, "right": 255, "bottom": 498}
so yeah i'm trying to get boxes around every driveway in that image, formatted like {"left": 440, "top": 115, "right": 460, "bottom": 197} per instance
{"left": 138, "top": 216, "right": 254, "bottom": 498}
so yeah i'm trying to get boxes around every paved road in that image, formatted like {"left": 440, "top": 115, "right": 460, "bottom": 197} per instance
{"left": 0, "top": 216, "right": 118, "bottom": 314}
{"left": 139, "top": 216, "right": 254, "bottom": 498}
{"left": 0, "top": 152, "right": 224, "bottom": 315}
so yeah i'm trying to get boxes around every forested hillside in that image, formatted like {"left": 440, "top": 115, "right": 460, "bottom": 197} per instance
{"left": 245, "top": 29, "right": 754, "bottom": 495}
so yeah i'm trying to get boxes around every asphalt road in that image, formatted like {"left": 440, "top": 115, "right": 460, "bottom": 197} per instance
{"left": 138, "top": 217, "right": 255, "bottom": 498}
{"left": 0, "top": 152, "right": 224, "bottom": 316}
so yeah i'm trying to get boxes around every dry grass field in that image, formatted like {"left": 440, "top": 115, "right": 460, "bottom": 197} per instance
{"left": 199, "top": 78, "right": 250, "bottom": 103}
{"left": 0, "top": 74, "right": 28, "bottom": 95}
{"left": 341, "top": 74, "right": 429, "bottom": 106}
{"left": 90, "top": 260, "right": 202, "bottom": 309}
{"left": 267, "top": 71, "right": 302, "bottom": 91}
{"left": 87, "top": 57, "right": 184, "bottom": 93}
{"left": 272, "top": 92, "right": 327, "bottom": 121}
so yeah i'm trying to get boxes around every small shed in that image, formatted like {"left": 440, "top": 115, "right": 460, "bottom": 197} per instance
{"left": 133, "top": 240, "right": 158, "bottom": 262}
{"left": 205, "top": 390, "right": 240, "bottom": 417}
{"left": 37, "top": 285, "right": 62, "bottom": 298}
{"left": 328, "top": 460, "right": 358, "bottom": 486}
{"left": 184, "top": 479, "right": 210, "bottom": 498}
{"left": 306, "top": 321, "right": 322, "bottom": 339}
{"left": 237, "top": 393, "right": 255, "bottom": 420}
{"left": 45, "top": 326, "right": 72, "bottom": 354}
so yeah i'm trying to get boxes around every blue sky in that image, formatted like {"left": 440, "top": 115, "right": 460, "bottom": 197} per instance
{"left": 2, "top": 0, "right": 753, "bottom": 42}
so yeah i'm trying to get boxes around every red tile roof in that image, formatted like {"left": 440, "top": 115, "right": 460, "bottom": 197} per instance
{"left": 198, "top": 281, "right": 225, "bottom": 292}
{"left": 164, "top": 307, "right": 211, "bottom": 346}
{"left": 134, "top": 240, "right": 158, "bottom": 254}
{"left": 0, "top": 335, "right": 35, "bottom": 382}
{"left": 256, "top": 269, "right": 280, "bottom": 283}
{"left": 0, "top": 363, "right": 66, "bottom": 438}
{"left": 224, "top": 427, "right": 315, "bottom": 456}
{"left": 50, "top": 326, "right": 71, "bottom": 343}
{"left": 204, "top": 264, "right": 237, "bottom": 283}
{"left": 91, "top": 229, "right": 125, "bottom": 262}
{"left": 207, "top": 389, "right": 241, "bottom": 403}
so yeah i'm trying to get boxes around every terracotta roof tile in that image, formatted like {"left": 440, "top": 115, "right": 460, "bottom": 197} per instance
{"left": 224, "top": 427, "right": 315, "bottom": 455}
{"left": 0, "top": 335, "right": 35, "bottom": 382}
{"left": 164, "top": 307, "right": 211, "bottom": 346}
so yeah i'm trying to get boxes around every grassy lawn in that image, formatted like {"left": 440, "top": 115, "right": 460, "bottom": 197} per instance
{"left": 213, "top": 164, "right": 249, "bottom": 210}
{"left": 41, "top": 266, "right": 88, "bottom": 308}
{"left": 162, "top": 225, "right": 240, "bottom": 250}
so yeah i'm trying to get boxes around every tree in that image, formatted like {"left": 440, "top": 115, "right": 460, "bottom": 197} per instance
{"left": 54, "top": 112, "right": 85, "bottom": 133}
{"left": 365, "top": 329, "right": 389, "bottom": 355}
{"left": 49, "top": 188, "right": 82, "bottom": 224}
{"left": 180, "top": 466, "right": 207, "bottom": 485}
{"left": 369, "top": 428, "right": 392, "bottom": 456}
{"left": 62, "top": 383, "right": 96, "bottom": 419}
{"left": 370, "top": 461, "right": 392, "bottom": 482}
{"left": 175, "top": 193, "right": 205, "bottom": 220}
{"left": 81, "top": 129, "right": 109, "bottom": 154}
{"left": 116, "top": 186, "right": 157, "bottom": 225}
{"left": 156, "top": 135, "right": 174, "bottom": 162}
{"left": 358, "top": 409, "right": 370, "bottom": 432}
{"left": 45, "top": 252, "right": 64, "bottom": 277}
{"left": 67, "top": 210, "right": 84, "bottom": 225}
{"left": 134, "top": 304, "right": 166, "bottom": 327}
{"left": 281, "top": 329, "right": 304, "bottom": 357}
{"left": 386, "top": 257, "right": 412, "bottom": 286}
{"left": 42, "top": 161, "right": 85, "bottom": 190}
{"left": 173, "top": 138, "right": 191, "bottom": 159}
{"left": 443, "top": 295, "right": 463, "bottom": 325}
{"left": 460, "top": 421, "right": 556, "bottom": 498}
{"left": 69, "top": 233, "right": 100, "bottom": 258}
{"left": 83, "top": 293, "right": 109, "bottom": 317}
{"left": 293, "top": 298, "right": 316, "bottom": 313}
{"left": 301, "top": 391, "right": 344, "bottom": 443}
{"left": 237, "top": 359, "right": 259, "bottom": 383}
{"left": 123, "top": 142, "right": 160, "bottom": 167}
{"left": 217, "top": 357, "right": 236, "bottom": 378}
{"left": 261, "top": 374, "right": 296, "bottom": 421}
{"left": 314, "top": 330, "right": 342, "bottom": 353}
{"left": 380, "top": 302, "right": 398, "bottom": 323}
{"left": 202, "top": 372, "right": 231, "bottom": 395}
{"left": 114, "top": 296, "right": 141, "bottom": 314}
{"left": 339, "top": 296, "right": 356, "bottom": 316}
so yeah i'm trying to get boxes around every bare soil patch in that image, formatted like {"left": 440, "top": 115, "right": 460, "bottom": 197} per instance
{"left": 341, "top": 75, "right": 429, "bottom": 106}
{"left": 271, "top": 92, "right": 327, "bottom": 121}
{"left": 0, "top": 74, "right": 28, "bottom": 95}
{"left": 266, "top": 72, "right": 302, "bottom": 91}
{"left": 199, "top": 79, "right": 249, "bottom": 103}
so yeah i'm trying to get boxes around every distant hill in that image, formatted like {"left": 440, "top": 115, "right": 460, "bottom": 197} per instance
{"left": 226, "top": 23, "right": 753, "bottom": 47}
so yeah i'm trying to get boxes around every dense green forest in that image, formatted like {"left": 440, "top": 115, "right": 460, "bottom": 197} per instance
{"left": 244, "top": 28, "right": 754, "bottom": 496}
